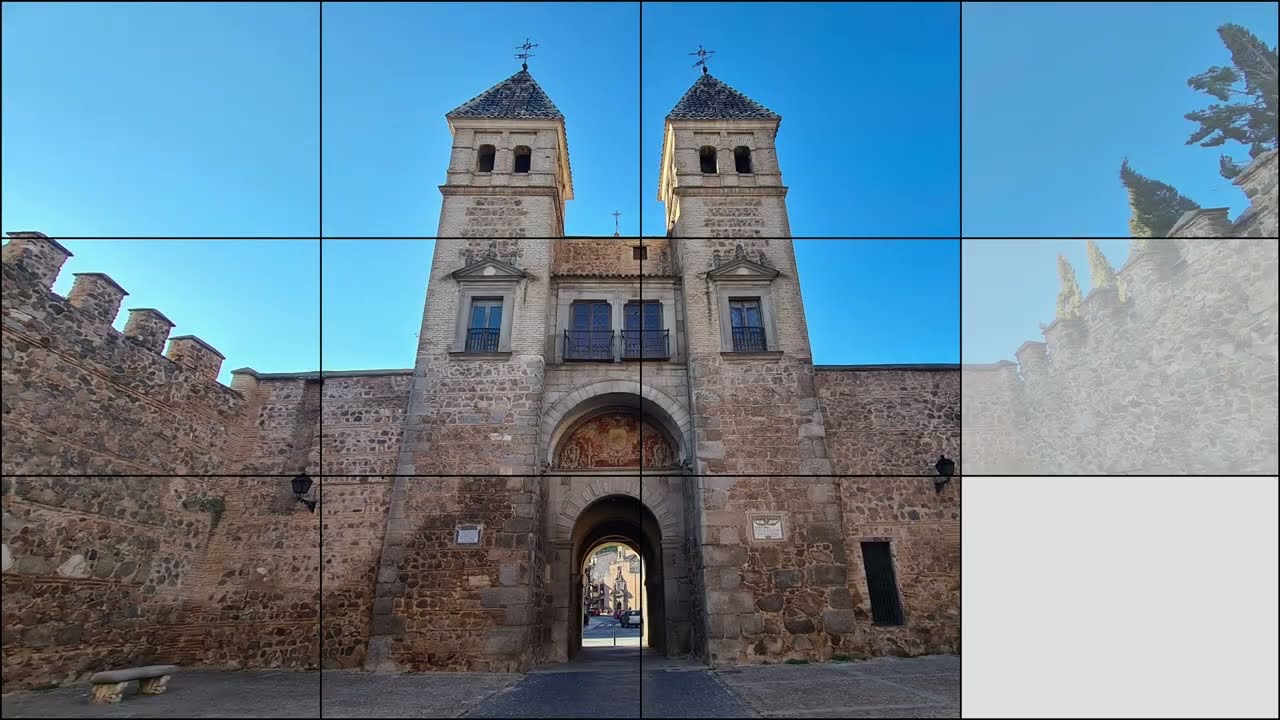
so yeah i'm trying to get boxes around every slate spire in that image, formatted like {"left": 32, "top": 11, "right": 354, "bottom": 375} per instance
{"left": 667, "top": 72, "right": 780, "bottom": 121}
{"left": 447, "top": 68, "right": 563, "bottom": 120}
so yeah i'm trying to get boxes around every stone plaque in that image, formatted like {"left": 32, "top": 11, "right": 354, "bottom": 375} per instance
{"left": 752, "top": 515, "right": 784, "bottom": 540}
{"left": 456, "top": 524, "right": 481, "bottom": 545}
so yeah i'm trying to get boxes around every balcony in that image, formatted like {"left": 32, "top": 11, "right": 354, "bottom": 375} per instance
{"left": 621, "top": 329, "right": 670, "bottom": 360}
{"left": 731, "top": 326, "right": 767, "bottom": 352}
{"left": 464, "top": 328, "right": 500, "bottom": 353}
{"left": 564, "top": 330, "right": 615, "bottom": 361}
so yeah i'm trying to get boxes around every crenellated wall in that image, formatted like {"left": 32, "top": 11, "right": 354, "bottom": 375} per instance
{"left": 964, "top": 238, "right": 1279, "bottom": 474}
{"left": 2, "top": 234, "right": 243, "bottom": 475}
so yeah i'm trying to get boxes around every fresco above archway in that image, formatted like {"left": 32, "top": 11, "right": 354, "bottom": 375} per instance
{"left": 557, "top": 412, "right": 676, "bottom": 469}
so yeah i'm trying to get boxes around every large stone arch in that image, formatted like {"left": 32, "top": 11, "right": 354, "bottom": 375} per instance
{"left": 540, "top": 380, "right": 691, "bottom": 469}
{"left": 544, "top": 477, "right": 691, "bottom": 662}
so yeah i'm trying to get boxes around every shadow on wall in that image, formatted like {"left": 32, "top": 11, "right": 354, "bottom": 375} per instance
{"left": 1, "top": 478, "right": 322, "bottom": 693}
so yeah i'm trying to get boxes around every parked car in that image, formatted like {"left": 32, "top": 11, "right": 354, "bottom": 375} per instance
{"left": 620, "top": 610, "right": 643, "bottom": 629}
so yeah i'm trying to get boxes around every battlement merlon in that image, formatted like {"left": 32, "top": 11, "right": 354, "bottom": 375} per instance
{"left": 124, "top": 308, "right": 175, "bottom": 353}
{"left": 68, "top": 273, "right": 128, "bottom": 326}
{"left": 2, "top": 232, "right": 73, "bottom": 289}
{"left": 167, "top": 335, "right": 225, "bottom": 381}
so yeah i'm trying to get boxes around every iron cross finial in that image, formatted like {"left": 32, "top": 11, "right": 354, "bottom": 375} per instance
{"left": 515, "top": 38, "right": 539, "bottom": 69}
{"left": 611, "top": 210, "right": 622, "bottom": 236}
{"left": 689, "top": 44, "right": 715, "bottom": 74}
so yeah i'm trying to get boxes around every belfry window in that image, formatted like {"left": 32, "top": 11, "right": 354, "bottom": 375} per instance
{"left": 513, "top": 146, "right": 531, "bottom": 173}
{"left": 734, "top": 146, "right": 753, "bottom": 174}
{"left": 477, "top": 145, "right": 496, "bottom": 173}
{"left": 699, "top": 146, "right": 718, "bottom": 174}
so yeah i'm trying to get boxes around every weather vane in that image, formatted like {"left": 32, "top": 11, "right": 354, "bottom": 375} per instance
{"left": 689, "top": 44, "right": 715, "bottom": 74}
{"left": 515, "top": 38, "right": 539, "bottom": 69}
{"left": 611, "top": 210, "right": 622, "bottom": 236}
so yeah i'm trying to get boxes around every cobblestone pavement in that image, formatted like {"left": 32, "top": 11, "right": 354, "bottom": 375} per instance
{"left": 0, "top": 655, "right": 958, "bottom": 718}
{"left": 715, "top": 655, "right": 960, "bottom": 718}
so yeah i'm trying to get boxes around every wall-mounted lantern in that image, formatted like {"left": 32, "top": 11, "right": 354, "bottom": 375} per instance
{"left": 291, "top": 473, "right": 316, "bottom": 512}
{"left": 934, "top": 455, "right": 955, "bottom": 493}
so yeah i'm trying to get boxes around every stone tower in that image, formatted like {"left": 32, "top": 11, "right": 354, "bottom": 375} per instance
{"left": 365, "top": 68, "right": 572, "bottom": 673}
{"left": 436, "top": 66, "right": 572, "bottom": 237}
{"left": 658, "top": 70, "right": 788, "bottom": 238}
{"left": 660, "top": 71, "right": 831, "bottom": 475}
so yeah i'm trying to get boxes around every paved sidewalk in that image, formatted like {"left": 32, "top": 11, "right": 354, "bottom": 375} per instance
{"left": 0, "top": 654, "right": 958, "bottom": 718}
{"left": 715, "top": 655, "right": 960, "bottom": 718}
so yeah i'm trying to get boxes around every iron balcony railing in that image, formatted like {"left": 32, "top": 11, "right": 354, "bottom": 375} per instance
{"left": 621, "top": 329, "right": 670, "bottom": 360}
{"left": 465, "top": 328, "right": 500, "bottom": 353}
{"left": 731, "top": 326, "right": 767, "bottom": 352}
{"left": 564, "top": 330, "right": 615, "bottom": 361}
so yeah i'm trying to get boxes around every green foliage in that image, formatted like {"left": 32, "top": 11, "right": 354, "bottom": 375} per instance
{"left": 1055, "top": 255, "right": 1083, "bottom": 321}
{"left": 1185, "top": 24, "right": 1278, "bottom": 179}
{"left": 1119, "top": 159, "right": 1201, "bottom": 237}
{"left": 784, "top": 659, "right": 810, "bottom": 665}
{"left": 1085, "top": 240, "right": 1118, "bottom": 290}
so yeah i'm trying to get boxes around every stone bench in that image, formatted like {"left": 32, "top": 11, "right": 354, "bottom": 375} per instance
{"left": 88, "top": 665, "right": 178, "bottom": 704}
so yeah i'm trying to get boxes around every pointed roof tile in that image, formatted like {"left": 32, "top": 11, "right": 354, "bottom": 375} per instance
{"left": 666, "top": 73, "right": 779, "bottom": 121}
{"left": 447, "top": 68, "right": 564, "bottom": 120}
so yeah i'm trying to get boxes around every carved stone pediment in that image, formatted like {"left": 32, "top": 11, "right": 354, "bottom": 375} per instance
{"left": 451, "top": 256, "right": 528, "bottom": 282}
{"left": 707, "top": 256, "right": 780, "bottom": 282}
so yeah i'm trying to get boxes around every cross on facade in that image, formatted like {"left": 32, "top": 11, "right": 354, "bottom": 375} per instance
{"left": 611, "top": 210, "right": 622, "bottom": 236}
{"left": 515, "top": 38, "right": 539, "bottom": 69}
{"left": 689, "top": 44, "right": 715, "bottom": 74}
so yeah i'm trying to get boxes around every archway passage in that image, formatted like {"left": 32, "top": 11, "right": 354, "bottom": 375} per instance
{"left": 567, "top": 494, "right": 666, "bottom": 660}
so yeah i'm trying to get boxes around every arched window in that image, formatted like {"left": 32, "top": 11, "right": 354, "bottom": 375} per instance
{"left": 513, "top": 146, "right": 531, "bottom": 173}
{"left": 477, "top": 144, "right": 496, "bottom": 172}
{"left": 734, "top": 146, "right": 753, "bottom": 174}
{"left": 699, "top": 146, "right": 718, "bottom": 174}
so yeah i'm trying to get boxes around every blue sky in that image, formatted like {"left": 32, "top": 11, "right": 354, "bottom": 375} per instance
{"left": 1, "top": 2, "right": 319, "bottom": 237}
{"left": 961, "top": 239, "right": 1131, "bottom": 363}
{"left": 321, "top": 2, "right": 640, "bottom": 237}
{"left": 641, "top": 2, "right": 960, "bottom": 238}
{"left": 963, "top": 2, "right": 1279, "bottom": 237}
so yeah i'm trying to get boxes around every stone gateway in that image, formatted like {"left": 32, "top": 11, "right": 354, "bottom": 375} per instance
{"left": 0, "top": 66, "right": 961, "bottom": 691}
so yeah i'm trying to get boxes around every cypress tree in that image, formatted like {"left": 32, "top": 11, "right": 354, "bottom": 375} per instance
{"left": 1185, "top": 23, "right": 1278, "bottom": 179}
{"left": 1119, "top": 159, "right": 1201, "bottom": 237}
{"left": 1055, "top": 254, "right": 1083, "bottom": 321}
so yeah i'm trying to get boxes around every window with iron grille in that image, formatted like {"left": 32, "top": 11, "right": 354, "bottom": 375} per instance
{"left": 861, "top": 541, "right": 905, "bottom": 625}
{"left": 566, "top": 300, "right": 613, "bottom": 360}
{"left": 728, "top": 298, "right": 767, "bottom": 352}
{"left": 465, "top": 298, "right": 502, "bottom": 352}
{"left": 623, "top": 301, "right": 667, "bottom": 359}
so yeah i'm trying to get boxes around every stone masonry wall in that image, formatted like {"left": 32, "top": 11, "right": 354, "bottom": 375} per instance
{"left": 553, "top": 239, "right": 674, "bottom": 276}
{"left": 838, "top": 478, "right": 960, "bottom": 657}
{"left": 693, "top": 478, "right": 849, "bottom": 666}
{"left": 816, "top": 367, "right": 960, "bottom": 475}
{"left": 318, "top": 477, "right": 392, "bottom": 669}
{"left": 157, "top": 478, "right": 320, "bottom": 674}
{"left": 1, "top": 477, "right": 321, "bottom": 692}
{"left": 396, "top": 238, "right": 551, "bottom": 475}
{"left": 675, "top": 238, "right": 832, "bottom": 475}
{"left": 365, "top": 478, "right": 546, "bottom": 674}
{"left": 319, "top": 372, "right": 412, "bottom": 476}
{"left": 963, "top": 238, "right": 1278, "bottom": 474}
{"left": 1, "top": 237, "right": 244, "bottom": 475}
